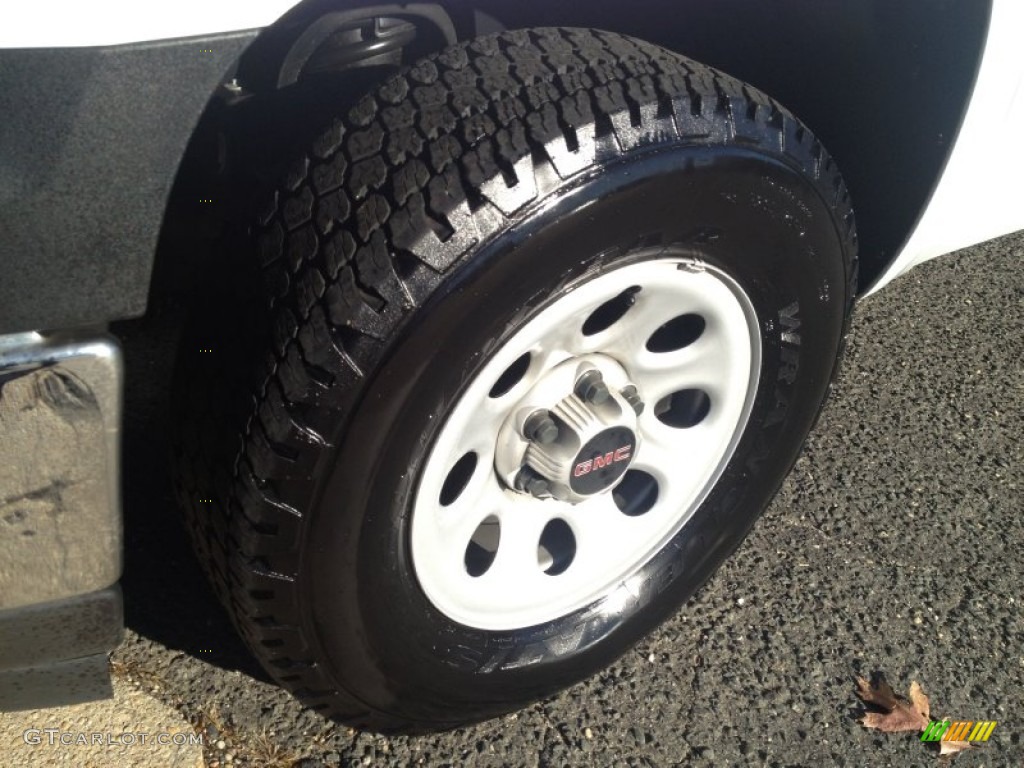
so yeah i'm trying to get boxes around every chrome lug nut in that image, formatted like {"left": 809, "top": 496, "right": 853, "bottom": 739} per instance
{"left": 515, "top": 467, "right": 549, "bottom": 497}
{"left": 523, "top": 410, "right": 559, "bottom": 444}
{"left": 575, "top": 370, "right": 610, "bottom": 405}
{"left": 620, "top": 385, "right": 644, "bottom": 415}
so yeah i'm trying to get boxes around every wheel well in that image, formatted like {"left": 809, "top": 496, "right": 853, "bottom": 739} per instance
{"left": 158, "top": 0, "right": 989, "bottom": 297}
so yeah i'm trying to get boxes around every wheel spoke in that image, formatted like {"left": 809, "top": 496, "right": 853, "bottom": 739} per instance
{"left": 589, "top": 290, "right": 683, "bottom": 361}
{"left": 565, "top": 494, "right": 637, "bottom": 557}
{"left": 631, "top": 427, "right": 702, "bottom": 494}
{"left": 474, "top": 387, "right": 523, "bottom": 435}
{"left": 626, "top": 338, "right": 727, "bottom": 406}
{"left": 436, "top": 462, "right": 505, "bottom": 536}
{"left": 485, "top": 500, "right": 552, "bottom": 583}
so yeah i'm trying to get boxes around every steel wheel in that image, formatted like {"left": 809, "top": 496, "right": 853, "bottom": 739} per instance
{"left": 412, "top": 257, "right": 760, "bottom": 629}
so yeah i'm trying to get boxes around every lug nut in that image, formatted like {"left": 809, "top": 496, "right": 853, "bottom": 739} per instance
{"left": 620, "top": 385, "right": 644, "bottom": 415}
{"left": 575, "top": 370, "right": 610, "bottom": 405}
{"left": 523, "top": 410, "right": 559, "bottom": 444}
{"left": 515, "top": 467, "right": 549, "bottom": 497}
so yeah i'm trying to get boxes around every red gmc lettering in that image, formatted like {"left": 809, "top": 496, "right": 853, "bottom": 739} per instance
{"left": 573, "top": 445, "right": 632, "bottom": 477}
{"left": 573, "top": 459, "right": 593, "bottom": 477}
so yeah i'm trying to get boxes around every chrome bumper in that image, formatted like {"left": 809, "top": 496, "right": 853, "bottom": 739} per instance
{"left": 0, "top": 331, "right": 123, "bottom": 709}
{"left": 0, "top": 331, "right": 122, "bottom": 609}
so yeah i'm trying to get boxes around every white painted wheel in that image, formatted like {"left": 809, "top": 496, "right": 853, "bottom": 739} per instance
{"left": 411, "top": 256, "right": 761, "bottom": 630}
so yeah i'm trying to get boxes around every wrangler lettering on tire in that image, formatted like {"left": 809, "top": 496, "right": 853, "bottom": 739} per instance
{"left": 173, "top": 27, "right": 857, "bottom": 731}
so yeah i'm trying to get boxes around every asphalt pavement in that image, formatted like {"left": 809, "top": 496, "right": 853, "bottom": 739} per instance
{"left": 38, "top": 231, "right": 1024, "bottom": 766}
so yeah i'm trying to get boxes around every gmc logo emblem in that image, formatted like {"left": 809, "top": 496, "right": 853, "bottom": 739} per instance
{"left": 573, "top": 446, "right": 632, "bottom": 477}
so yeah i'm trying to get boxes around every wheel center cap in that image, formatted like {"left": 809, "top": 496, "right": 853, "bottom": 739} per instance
{"left": 494, "top": 355, "right": 643, "bottom": 503}
{"left": 569, "top": 426, "right": 637, "bottom": 495}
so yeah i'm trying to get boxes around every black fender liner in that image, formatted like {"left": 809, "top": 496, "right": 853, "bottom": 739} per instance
{"left": 0, "top": 32, "right": 255, "bottom": 334}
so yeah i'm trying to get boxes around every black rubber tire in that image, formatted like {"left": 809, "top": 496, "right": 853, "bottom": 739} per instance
{"left": 172, "top": 27, "right": 857, "bottom": 732}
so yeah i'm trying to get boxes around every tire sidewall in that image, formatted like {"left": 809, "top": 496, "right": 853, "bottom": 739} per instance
{"left": 306, "top": 146, "right": 848, "bottom": 721}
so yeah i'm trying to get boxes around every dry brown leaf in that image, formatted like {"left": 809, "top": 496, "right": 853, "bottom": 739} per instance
{"left": 908, "top": 681, "right": 930, "bottom": 720}
{"left": 856, "top": 676, "right": 900, "bottom": 710}
{"left": 856, "top": 676, "right": 930, "bottom": 733}
{"left": 939, "top": 740, "right": 975, "bottom": 756}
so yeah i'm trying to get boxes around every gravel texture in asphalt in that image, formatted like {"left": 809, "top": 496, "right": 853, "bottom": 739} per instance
{"left": 28, "top": 230, "right": 1019, "bottom": 767}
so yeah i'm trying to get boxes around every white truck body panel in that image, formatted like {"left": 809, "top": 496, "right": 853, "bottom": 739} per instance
{"left": 0, "top": 2, "right": 297, "bottom": 47}
{"left": 866, "top": 0, "right": 1024, "bottom": 294}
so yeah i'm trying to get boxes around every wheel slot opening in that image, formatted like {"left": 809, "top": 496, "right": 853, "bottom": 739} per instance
{"left": 646, "top": 313, "right": 705, "bottom": 352}
{"left": 439, "top": 451, "right": 477, "bottom": 506}
{"left": 464, "top": 515, "right": 500, "bottom": 577}
{"left": 538, "top": 519, "right": 576, "bottom": 576}
{"left": 582, "top": 285, "right": 641, "bottom": 336}
{"left": 489, "top": 352, "right": 531, "bottom": 398}
{"left": 612, "top": 470, "right": 659, "bottom": 517}
{"left": 653, "top": 389, "right": 711, "bottom": 428}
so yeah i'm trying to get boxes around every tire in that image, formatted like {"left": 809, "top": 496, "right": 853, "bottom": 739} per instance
{"left": 172, "top": 27, "right": 857, "bottom": 732}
